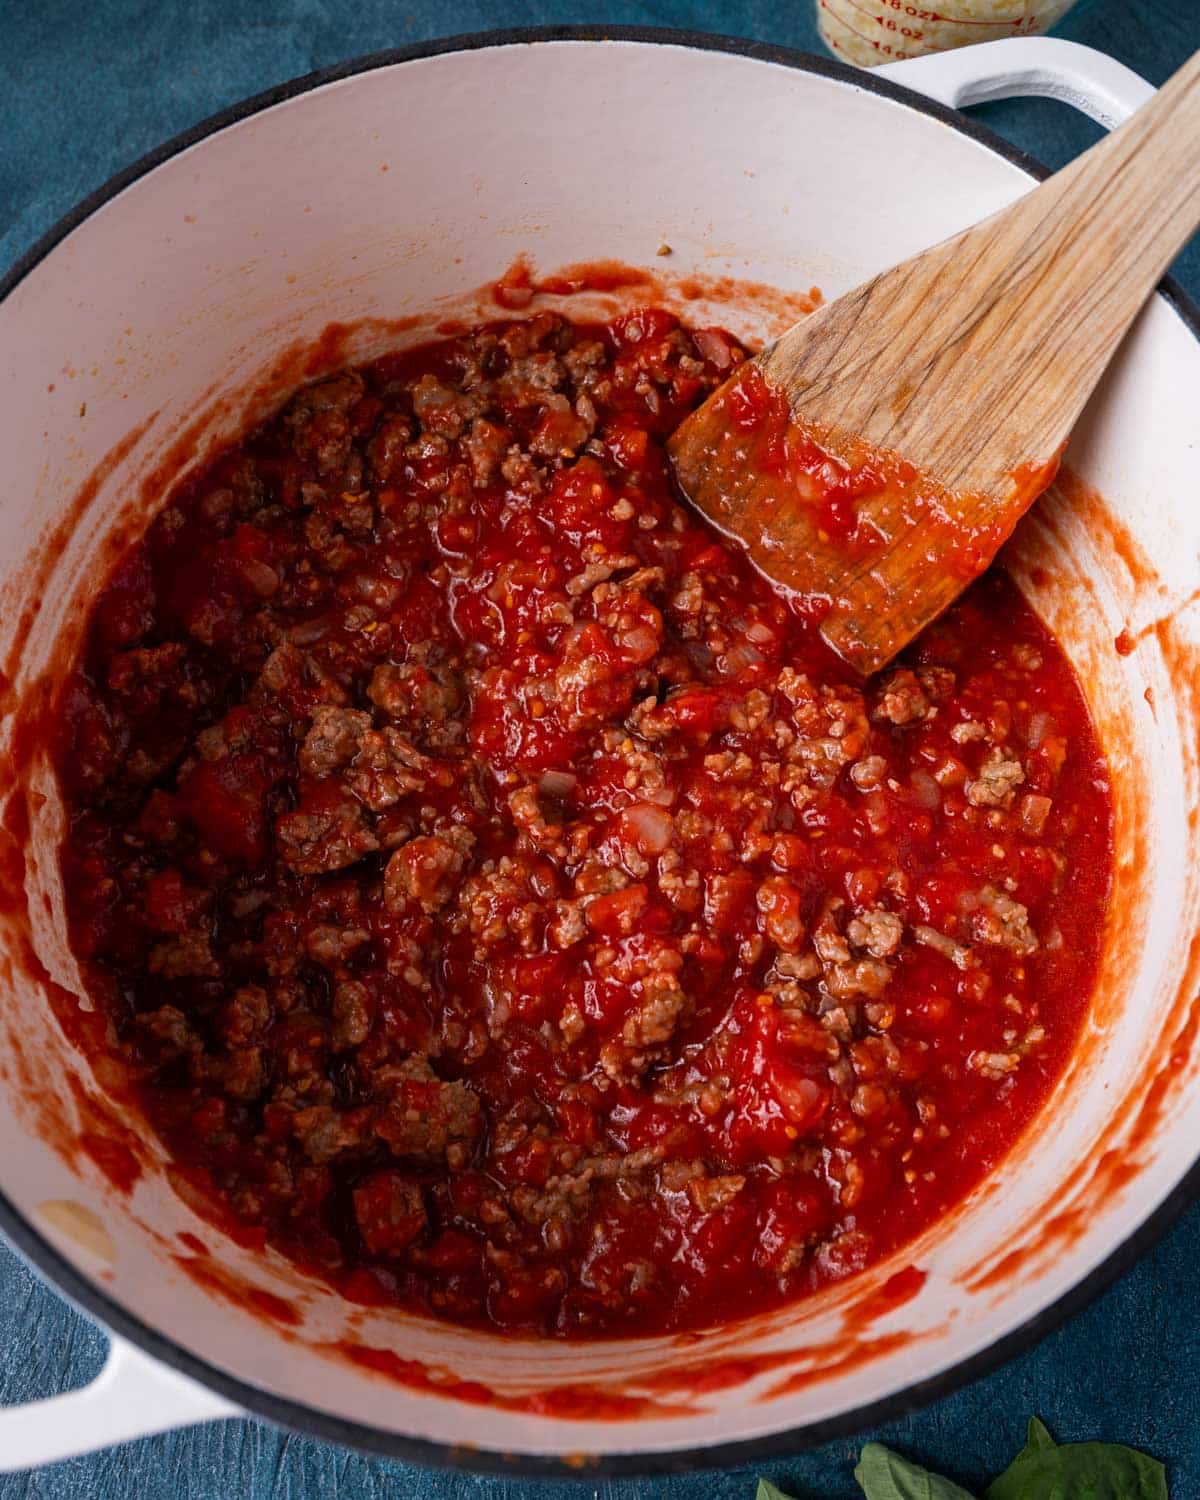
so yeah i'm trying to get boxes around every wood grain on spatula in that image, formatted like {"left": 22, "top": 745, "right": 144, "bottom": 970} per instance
{"left": 669, "top": 50, "right": 1200, "bottom": 675}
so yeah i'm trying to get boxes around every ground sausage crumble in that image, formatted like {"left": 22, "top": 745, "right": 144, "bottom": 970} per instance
{"left": 56, "top": 306, "right": 1112, "bottom": 1336}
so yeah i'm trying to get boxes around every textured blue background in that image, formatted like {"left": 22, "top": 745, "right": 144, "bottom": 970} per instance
{"left": 1, "top": 1, "right": 1197, "bottom": 1495}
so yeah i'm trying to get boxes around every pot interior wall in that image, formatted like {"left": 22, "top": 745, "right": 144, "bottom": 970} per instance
{"left": 0, "top": 38, "right": 1197, "bottom": 1459}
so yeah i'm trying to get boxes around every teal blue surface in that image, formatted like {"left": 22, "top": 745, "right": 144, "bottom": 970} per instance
{"left": 1, "top": 1, "right": 1197, "bottom": 1494}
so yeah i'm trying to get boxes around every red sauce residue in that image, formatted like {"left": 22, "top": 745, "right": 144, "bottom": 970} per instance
{"left": 1120, "top": 586, "right": 1200, "bottom": 650}
{"left": 320, "top": 1341, "right": 699, "bottom": 1420}
{"left": 66, "top": 1075, "right": 145, "bottom": 1183}
{"left": 0, "top": 413, "right": 157, "bottom": 694}
{"left": 0, "top": 668, "right": 153, "bottom": 1197}
{"left": 630, "top": 1281, "right": 934, "bottom": 1399}
{"left": 639, "top": 1353, "right": 796, "bottom": 1397}
{"left": 489, "top": 257, "right": 822, "bottom": 336}
{"left": 173, "top": 1250, "right": 302, "bottom": 1327}
{"left": 677, "top": 275, "right": 823, "bottom": 317}
{"left": 492, "top": 256, "right": 535, "bottom": 310}
{"left": 166, "top": 1165, "right": 268, "bottom": 1252}
{"left": 607, "top": 1266, "right": 932, "bottom": 1405}
{"left": 1050, "top": 472, "right": 1161, "bottom": 594}
{"left": 77, "top": 1131, "right": 141, "bottom": 1194}
{"left": 841, "top": 1264, "right": 926, "bottom": 1330}
{"left": 0, "top": 827, "right": 151, "bottom": 1192}
{"left": 1125, "top": 930, "right": 1200, "bottom": 1161}
{"left": 536, "top": 260, "right": 658, "bottom": 297}
{"left": 764, "top": 1330, "right": 916, "bottom": 1397}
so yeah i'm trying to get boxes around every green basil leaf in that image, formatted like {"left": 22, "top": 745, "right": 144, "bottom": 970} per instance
{"left": 854, "top": 1442, "right": 977, "bottom": 1499}
{"left": 989, "top": 1416, "right": 1054, "bottom": 1477}
{"left": 757, "top": 1481, "right": 799, "bottom": 1500}
{"left": 1019, "top": 1417, "right": 1056, "bottom": 1457}
{"left": 984, "top": 1440, "right": 1167, "bottom": 1500}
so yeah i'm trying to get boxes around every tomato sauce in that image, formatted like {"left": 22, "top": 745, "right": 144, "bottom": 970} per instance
{"left": 50, "top": 306, "right": 1112, "bottom": 1337}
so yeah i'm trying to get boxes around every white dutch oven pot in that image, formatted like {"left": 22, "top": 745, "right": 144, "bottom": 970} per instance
{"left": 0, "top": 29, "right": 1197, "bottom": 1477}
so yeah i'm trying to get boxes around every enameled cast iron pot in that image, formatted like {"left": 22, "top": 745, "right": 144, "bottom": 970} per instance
{"left": 0, "top": 28, "right": 1198, "bottom": 1477}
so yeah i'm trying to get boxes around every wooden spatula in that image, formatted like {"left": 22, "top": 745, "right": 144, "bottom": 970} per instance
{"left": 668, "top": 50, "right": 1200, "bottom": 676}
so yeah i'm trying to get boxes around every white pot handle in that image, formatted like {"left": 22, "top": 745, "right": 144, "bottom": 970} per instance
{"left": 877, "top": 36, "right": 1154, "bottom": 129}
{"left": 0, "top": 1333, "right": 238, "bottom": 1472}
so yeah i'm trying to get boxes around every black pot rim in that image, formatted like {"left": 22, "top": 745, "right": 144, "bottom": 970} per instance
{"left": 2, "top": 23, "right": 1198, "bottom": 1481}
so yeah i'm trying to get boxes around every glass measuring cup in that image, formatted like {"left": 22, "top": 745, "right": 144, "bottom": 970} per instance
{"left": 817, "top": 0, "right": 1087, "bottom": 69}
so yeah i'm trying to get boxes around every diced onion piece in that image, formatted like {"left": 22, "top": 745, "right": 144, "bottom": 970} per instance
{"left": 692, "top": 327, "right": 739, "bottom": 373}
{"left": 724, "top": 642, "right": 764, "bottom": 673}
{"left": 1027, "top": 711, "right": 1053, "bottom": 750}
{"left": 623, "top": 802, "right": 674, "bottom": 854}
{"left": 620, "top": 625, "right": 660, "bottom": 662}
{"left": 1018, "top": 793, "right": 1053, "bottom": 836}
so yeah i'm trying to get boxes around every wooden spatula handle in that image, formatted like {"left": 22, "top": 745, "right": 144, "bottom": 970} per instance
{"left": 762, "top": 49, "right": 1200, "bottom": 499}
{"left": 1015, "top": 47, "right": 1200, "bottom": 392}
{"left": 1075, "top": 48, "right": 1200, "bottom": 314}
